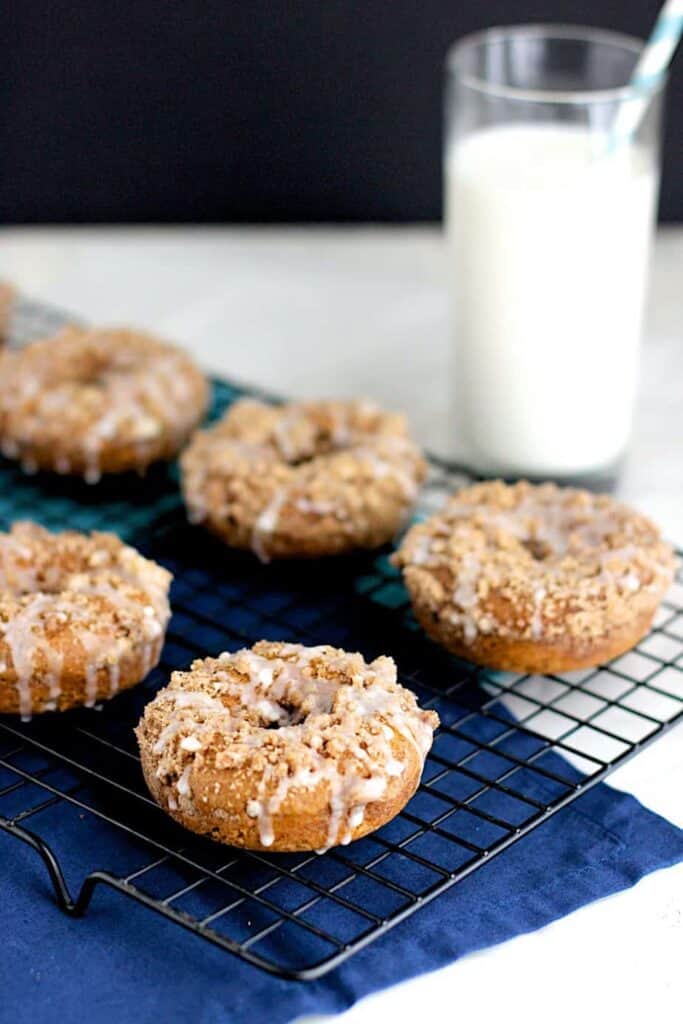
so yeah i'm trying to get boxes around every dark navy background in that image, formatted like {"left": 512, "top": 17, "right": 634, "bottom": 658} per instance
{"left": 1, "top": 1, "right": 681, "bottom": 223}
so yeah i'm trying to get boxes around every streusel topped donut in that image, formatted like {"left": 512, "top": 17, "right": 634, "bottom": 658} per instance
{"left": 180, "top": 398, "right": 426, "bottom": 561}
{"left": 394, "top": 481, "right": 675, "bottom": 674}
{"left": 137, "top": 641, "right": 438, "bottom": 852}
{"left": 0, "top": 522, "right": 172, "bottom": 716}
{"left": 0, "top": 326, "right": 208, "bottom": 481}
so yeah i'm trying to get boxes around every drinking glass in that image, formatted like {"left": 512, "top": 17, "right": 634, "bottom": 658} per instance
{"left": 445, "top": 25, "right": 665, "bottom": 486}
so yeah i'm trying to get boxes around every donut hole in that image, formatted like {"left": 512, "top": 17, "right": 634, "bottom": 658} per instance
{"left": 79, "top": 358, "right": 141, "bottom": 393}
{"left": 521, "top": 537, "right": 553, "bottom": 561}
{"left": 278, "top": 433, "right": 348, "bottom": 467}
{"left": 2, "top": 328, "right": 208, "bottom": 481}
{"left": 255, "top": 675, "right": 339, "bottom": 729}
{"left": 285, "top": 450, "right": 322, "bottom": 468}
{"left": 15, "top": 576, "right": 65, "bottom": 597}
{"left": 261, "top": 700, "right": 305, "bottom": 729}
{"left": 55, "top": 346, "right": 116, "bottom": 387}
{"left": 271, "top": 409, "right": 358, "bottom": 467}
{"left": 88, "top": 372, "right": 113, "bottom": 390}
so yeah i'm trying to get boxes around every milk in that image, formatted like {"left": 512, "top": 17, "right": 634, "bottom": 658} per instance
{"left": 446, "top": 124, "right": 658, "bottom": 479}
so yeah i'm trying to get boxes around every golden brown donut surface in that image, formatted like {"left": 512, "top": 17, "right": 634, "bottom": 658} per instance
{"left": 0, "top": 281, "right": 16, "bottom": 346}
{"left": 0, "top": 522, "right": 172, "bottom": 716}
{"left": 136, "top": 641, "right": 439, "bottom": 852}
{"left": 393, "top": 481, "right": 675, "bottom": 674}
{"left": 0, "top": 326, "right": 209, "bottom": 481}
{"left": 180, "top": 398, "right": 426, "bottom": 560}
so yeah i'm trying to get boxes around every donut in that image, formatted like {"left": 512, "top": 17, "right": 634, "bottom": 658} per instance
{"left": 180, "top": 398, "right": 426, "bottom": 561}
{"left": 0, "top": 281, "right": 16, "bottom": 345}
{"left": 0, "top": 326, "right": 209, "bottom": 482}
{"left": 0, "top": 521, "right": 172, "bottom": 717}
{"left": 136, "top": 641, "right": 439, "bottom": 852}
{"left": 393, "top": 480, "right": 675, "bottom": 674}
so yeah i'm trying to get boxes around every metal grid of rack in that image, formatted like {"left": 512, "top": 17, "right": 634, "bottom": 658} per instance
{"left": 0, "top": 299, "right": 681, "bottom": 980}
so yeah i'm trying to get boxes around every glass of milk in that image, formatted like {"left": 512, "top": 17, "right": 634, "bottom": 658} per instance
{"left": 445, "top": 25, "right": 665, "bottom": 486}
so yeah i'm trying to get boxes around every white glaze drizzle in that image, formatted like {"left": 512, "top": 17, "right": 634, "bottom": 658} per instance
{"left": 408, "top": 488, "right": 672, "bottom": 644}
{"left": 152, "top": 690, "right": 227, "bottom": 754}
{"left": 1, "top": 595, "right": 53, "bottom": 719}
{"left": 357, "top": 447, "right": 418, "bottom": 501}
{"left": 252, "top": 490, "right": 288, "bottom": 563}
{"left": 0, "top": 524, "right": 170, "bottom": 716}
{"left": 295, "top": 497, "right": 338, "bottom": 516}
{"left": 177, "top": 764, "right": 192, "bottom": 796}
{"left": 84, "top": 662, "right": 99, "bottom": 708}
{"left": 0, "top": 333, "right": 202, "bottom": 483}
{"left": 183, "top": 400, "right": 421, "bottom": 554}
{"left": 530, "top": 586, "right": 547, "bottom": 640}
{"left": 409, "top": 535, "right": 436, "bottom": 566}
{"left": 448, "top": 553, "right": 482, "bottom": 643}
{"left": 149, "top": 643, "right": 437, "bottom": 851}
{"left": 108, "top": 661, "right": 121, "bottom": 697}
{"left": 273, "top": 416, "right": 300, "bottom": 462}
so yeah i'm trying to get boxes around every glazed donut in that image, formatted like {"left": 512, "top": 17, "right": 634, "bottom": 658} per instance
{"left": 0, "top": 522, "right": 172, "bottom": 717}
{"left": 393, "top": 480, "right": 675, "bottom": 674}
{"left": 0, "top": 326, "right": 209, "bottom": 481}
{"left": 180, "top": 398, "right": 426, "bottom": 561}
{"left": 136, "top": 641, "right": 439, "bottom": 852}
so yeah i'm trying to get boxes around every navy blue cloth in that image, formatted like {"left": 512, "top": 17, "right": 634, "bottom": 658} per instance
{"left": 1, "top": 763, "right": 682, "bottom": 1024}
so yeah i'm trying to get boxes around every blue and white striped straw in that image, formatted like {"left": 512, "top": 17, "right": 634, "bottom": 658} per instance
{"left": 611, "top": 0, "right": 683, "bottom": 143}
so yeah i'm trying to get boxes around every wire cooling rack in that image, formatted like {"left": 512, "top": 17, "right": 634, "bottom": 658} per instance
{"left": 0, "top": 299, "right": 682, "bottom": 981}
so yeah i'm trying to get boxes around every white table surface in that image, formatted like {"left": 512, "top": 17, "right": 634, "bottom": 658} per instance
{"left": 0, "top": 226, "right": 680, "bottom": 1023}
